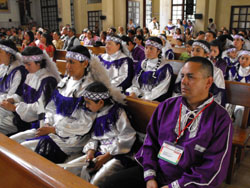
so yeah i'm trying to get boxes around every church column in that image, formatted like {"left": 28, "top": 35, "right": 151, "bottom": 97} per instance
{"left": 159, "top": 0, "right": 171, "bottom": 32}
{"left": 58, "top": 0, "right": 71, "bottom": 27}
{"left": 102, "top": 0, "right": 115, "bottom": 31}
{"left": 195, "top": 0, "right": 209, "bottom": 33}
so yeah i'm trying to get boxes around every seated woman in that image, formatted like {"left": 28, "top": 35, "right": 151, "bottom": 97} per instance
{"left": 120, "top": 36, "right": 145, "bottom": 70}
{"left": 209, "top": 39, "right": 227, "bottom": 76}
{"left": 126, "top": 37, "right": 173, "bottom": 102}
{"left": 9, "top": 46, "right": 60, "bottom": 142}
{"left": 83, "top": 30, "right": 95, "bottom": 46}
{"left": 21, "top": 31, "right": 36, "bottom": 51}
{"left": 222, "top": 34, "right": 245, "bottom": 59}
{"left": 179, "top": 40, "right": 193, "bottom": 61}
{"left": 223, "top": 45, "right": 238, "bottom": 67}
{"left": 227, "top": 51, "right": 250, "bottom": 126}
{"left": 158, "top": 34, "right": 174, "bottom": 60}
{"left": 38, "top": 32, "right": 55, "bottom": 58}
{"left": 52, "top": 31, "right": 64, "bottom": 50}
{"left": 0, "top": 39, "right": 28, "bottom": 135}
{"left": 132, "top": 35, "right": 145, "bottom": 64}
{"left": 64, "top": 81, "right": 136, "bottom": 187}
{"left": 20, "top": 45, "right": 111, "bottom": 163}
{"left": 98, "top": 35, "right": 134, "bottom": 92}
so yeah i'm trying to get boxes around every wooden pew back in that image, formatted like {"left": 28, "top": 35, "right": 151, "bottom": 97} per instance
{"left": 125, "top": 96, "right": 159, "bottom": 133}
{"left": 0, "top": 133, "right": 97, "bottom": 188}
{"left": 54, "top": 46, "right": 105, "bottom": 61}
{"left": 225, "top": 80, "right": 250, "bottom": 128}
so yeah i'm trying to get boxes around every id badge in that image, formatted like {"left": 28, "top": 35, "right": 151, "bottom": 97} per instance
{"left": 158, "top": 141, "right": 184, "bottom": 165}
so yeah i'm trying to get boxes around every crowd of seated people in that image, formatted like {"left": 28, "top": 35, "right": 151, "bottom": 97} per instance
{"left": 0, "top": 19, "right": 249, "bottom": 187}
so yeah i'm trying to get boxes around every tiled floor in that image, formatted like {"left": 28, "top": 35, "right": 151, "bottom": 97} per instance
{"left": 220, "top": 148, "right": 250, "bottom": 188}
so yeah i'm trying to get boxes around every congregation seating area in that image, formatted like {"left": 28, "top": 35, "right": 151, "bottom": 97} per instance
{"left": 0, "top": 43, "right": 249, "bottom": 186}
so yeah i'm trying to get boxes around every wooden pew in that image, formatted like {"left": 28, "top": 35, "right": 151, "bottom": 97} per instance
{"left": 225, "top": 81, "right": 250, "bottom": 184}
{"left": 173, "top": 47, "right": 187, "bottom": 60}
{"left": 84, "top": 45, "right": 106, "bottom": 55}
{"left": 125, "top": 96, "right": 159, "bottom": 134}
{"left": 126, "top": 81, "right": 250, "bottom": 184}
{"left": 54, "top": 46, "right": 105, "bottom": 61}
{"left": 0, "top": 133, "right": 97, "bottom": 188}
{"left": 56, "top": 60, "right": 67, "bottom": 75}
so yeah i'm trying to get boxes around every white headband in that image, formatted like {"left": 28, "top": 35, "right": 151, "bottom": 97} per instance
{"left": 0, "top": 44, "right": 17, "bottom": 55}
{"left": 83, "top": 90, "right": 110, "bottom": 101}
{"left": 192, "top": 42, "right": 210, "bottom": 53}
{"left": 22, "top": 54, "right": 44, "bottom": 62}
{"left": 66, "top": 51, "right": 90, "bottom": 62}
{"left": 226, "top": 48, "right": 236, "bottom": 53}
{"left": 145, "top": 40, "right": 163, "bottom": 50}
{"left": 106, "top": 36, "right": 122, "bottom": 44}
{"left": 233, "top": 34, "right": 245, "bottom": 41}
{"left": 238, "top": 50, "right": 250, "bottom": 57}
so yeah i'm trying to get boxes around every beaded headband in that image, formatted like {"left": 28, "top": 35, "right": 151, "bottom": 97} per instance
{"left": 238, "top": 50, "right": 250, "bottom": 57}
{"left": 226, "top": 48, "right": 236, "bottom": 53}
{"left": 66, "top": 51, "right": 90, "bottom": 62}
{"left": 83, "top": 90, "right": 110, "bottom": 101}
{"left": 106, "top": 36, "right": 122, "bottom": 44}
{"left": 233, "top": 34, "right": 245, "bottom": 41}
{"left": 22, "top": 54, "right": 44, "bottom": 62}
{"left": 0, "top": 44, "right": 17, "bottom": 55}
{"left": 192, "top": 42, "right": 210, "bottom": 53}
{"left": 145, "top": 40, "right": 163, "bottom": 50}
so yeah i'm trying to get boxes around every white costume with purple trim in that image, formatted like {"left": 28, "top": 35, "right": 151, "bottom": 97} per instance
{"left": 126, "top": 58, "right": 173, "bottom": 101}
{"left": 0, "top": 60, "right": 27, "bottom": 135}
{"left": 65, "top": 103, "right": 136, "bottom": 186}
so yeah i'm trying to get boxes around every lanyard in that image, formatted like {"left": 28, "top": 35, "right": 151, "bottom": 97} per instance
{"left": 175, "top": 99, "right": 214, "bottom": 144}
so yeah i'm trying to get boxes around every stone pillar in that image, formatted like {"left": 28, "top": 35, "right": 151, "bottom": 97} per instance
{"left": 195, "top": 0, "right": 209, "bottom": 33}
{"left": 159, "top": 0, "right": 171, "bottom": 32}
{"left": 102, "top": 0, "right": 115, "bottom": 31}
{"left": 59, "top": 0, "right": 71, "bottom": 27}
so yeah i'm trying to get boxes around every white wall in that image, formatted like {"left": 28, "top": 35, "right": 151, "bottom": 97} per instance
{"left": 0, "top": 0, "right": 20, "bottom": 28}
{"left": 0, "top": 0, "right": 42, "bottom": 28}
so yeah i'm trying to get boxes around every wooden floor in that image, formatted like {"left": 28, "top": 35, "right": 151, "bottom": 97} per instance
{"left": 221, "top": 148, "right": 250, "bottom": 188}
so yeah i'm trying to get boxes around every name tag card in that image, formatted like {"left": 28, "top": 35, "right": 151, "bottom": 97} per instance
{"left": 158, "top": 141, "right": 183, "bottom": 165}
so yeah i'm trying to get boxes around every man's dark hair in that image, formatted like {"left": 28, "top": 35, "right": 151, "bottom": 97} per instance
{"left": 69, "top": 28, "right": 76, "bottom": 34}
{"left": 209, "top": 18, "right": 213, "bottom": 23}
{"left": 185, "top": 56, "right": 214, "bottom": 77}
{"left": 198, "top": 31, "right": 205, "bottom": 36}
{"left": 206, "top": 31, "right": 216, "bottom": 39}
{"left": 187, "top": 40, "right": 194, "bottom": 46}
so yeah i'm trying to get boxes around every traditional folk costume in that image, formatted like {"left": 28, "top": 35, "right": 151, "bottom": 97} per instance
{"left": 0, "top": 44, "right": 28, "bottom": 135}
{"left": 136, "top": 96, "right": 233, "bottom": 187}
{"left": 174, "top": 41, "right": 226, "bottom": 106}
{"left": 226, "top": 51, "right": 250, "bottom": 126}
{"left": 126, "top": 40, "right": 173, "bottom": 102}
{"left": 98, "top": 36, "right": 134, "bottom": 92}
{"left": 158, "top": 35, "right": 175, "bottom": 60}
{"left": 166, "top": 24, "right": 176, "bottom": 34}
{"left": 131, "top": 45, "right": 145, "bottom": 69}
{"left": 210, "top": 57, "right": 228, "bottom": 76}
{"left": 223, "top": 47, "right": 238, "bottom": 67}
{"left": 22, "top": 52, "right": 111, "bottom": 163}
{"left": 222, "top": 35, "right": 245, "bottom": 62}
{"left": 10, "top": 51, "right": 60, "bottom": 142}
{"left": 65, "top": 84, "right": 136, "bottom": 187}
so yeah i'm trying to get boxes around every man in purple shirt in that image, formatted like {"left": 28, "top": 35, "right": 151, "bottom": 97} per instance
{"left": 100, "top": 56, "right": 233, "bottom": 188}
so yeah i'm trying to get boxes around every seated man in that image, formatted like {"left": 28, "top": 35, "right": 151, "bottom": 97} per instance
{"left": 100, "top": 56, "right": 233, "bottom": 188}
